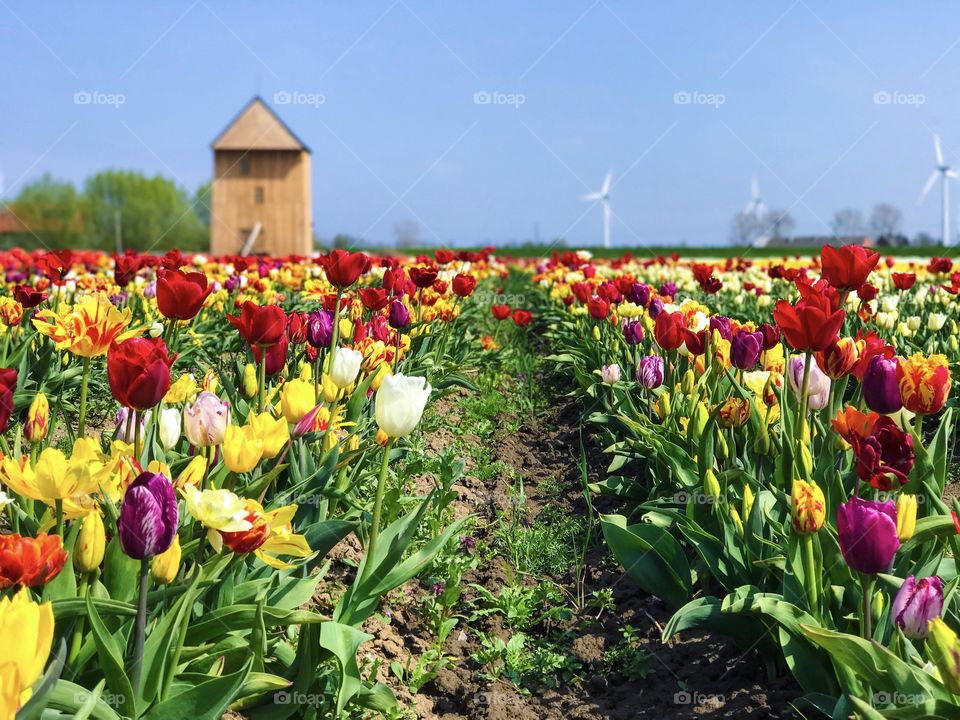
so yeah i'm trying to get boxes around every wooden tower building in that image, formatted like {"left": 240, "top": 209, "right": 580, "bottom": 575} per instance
{"left": 210, "top": 97, "right": 313, "bottom": 256}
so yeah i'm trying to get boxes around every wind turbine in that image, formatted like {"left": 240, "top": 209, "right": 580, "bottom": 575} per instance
{"left": 581, "top": 171, "right": 612, "bottom": 248}
{"left": 744, "top": 177, "right": 767, "bottom": 222}
{"left": 918, "top": 134, "right": 958, "bottom": 244}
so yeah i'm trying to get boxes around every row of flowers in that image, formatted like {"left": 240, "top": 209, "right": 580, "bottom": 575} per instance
{"left": 0, "top": 246, "right": 498, "bottom": 718}
{"left": 535, "top": 245, "right": 960, "bottom": 717}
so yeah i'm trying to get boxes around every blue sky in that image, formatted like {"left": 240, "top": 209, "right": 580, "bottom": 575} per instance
{"left": 2, "top": 1, "right": 960, "bottom": 247}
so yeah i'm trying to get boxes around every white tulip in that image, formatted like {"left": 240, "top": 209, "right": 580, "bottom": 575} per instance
{"left": 929, "top": 313, "right": 947, "bottom": 332}
{"left": 149, "top": 321, "right": 165, "bottom": 338}
{"left": 600, "top": 364, "right": 621, "bottom": 384}
{"left": 375, "top": 373, "right": 432, "bottom": 438}
{"left": 330, "top": 347, "right": 363, "bottom": 389}
{"left": 158, "top": 407, "right": 182, "bottom": 450}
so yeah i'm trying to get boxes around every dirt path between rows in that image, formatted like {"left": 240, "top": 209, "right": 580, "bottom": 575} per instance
{"left": 348, "top": 378, "right": 800, "bottom": 719}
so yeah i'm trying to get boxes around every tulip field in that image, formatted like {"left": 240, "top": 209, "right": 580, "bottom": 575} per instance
{"left": 0, "top": 244, "right": 960, "bottom": 719}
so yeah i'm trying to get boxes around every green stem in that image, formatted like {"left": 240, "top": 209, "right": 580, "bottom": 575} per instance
{"left": 860, "top": 572, "right": 876, "bottom": 640}
{"left": 132, "top": 558, "right": 149, "bottom": 692}
{"left": 77, "top": 356, "right": 91, "bottom": 436}
{"left": 802, "top": 533, "right": 819, "bottom": 617}
{"left": 328, "top": 288, "right": 344, "bottom": 369}
{"left": 55, "top": 499, "right": 64, "bottom": 538}
{"left": 68, "top": 573, "right": 90, "bottom": 666}
{"left": 363, "top": 437, "right": 395, "bottom": 584}
{"left": 257, "top": 351, "right": 266, "bottom": 413}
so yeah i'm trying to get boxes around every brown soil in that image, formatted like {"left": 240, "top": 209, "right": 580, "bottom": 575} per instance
{"left": 345, "top": 387, "right": 800, "bottom": 719}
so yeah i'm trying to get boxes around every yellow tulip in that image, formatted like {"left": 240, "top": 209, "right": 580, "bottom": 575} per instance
{"left": 32, "top": 292, "right": 138, "bottom": 357}
{"left": 25, "top": 392, "right": 49, "bottom": 444}
{"left": 1, "top": 439, "right": 106, "bottom": 505}
{"left": 742, "top": 484, "right": 755, "bottom": 520}
{"left": 896, "top": 494, "right": 917, "bottom": 541}
{"left": 791, "top": 480, "right": 825, "bottom": 534}
{"left": 370, "top": 362, "right": 391, "bottom": 392}
{"left": 280, "top": 379, "right": 314, "bottom": 424}
{"left": 929, "top": 618, "right": 960, "bottom": 693}
{"left": 75, "top": 511, "right": 106, "bottom": 573}
{"left": 321, "top": 374, "right": 340, "bottom": 404}
{"left": 164, "top": 373, "right": 198, "bottom": 404}
{"left": 0, "top": 588, "right": 54, "bottom": 706}
{"left": 222, "top": 424, "right": 264, "bottom": 473}
{"left": 151, "top": 534, "right": 181, "bottom": 584}
{"left": 175, "top": 455, "right": 207, "bottom": 489}
{"left": 249, "top": 412, "right": 289, "bottom": 459}
{"left": 242, "top": 363, "right": 258, "bottom": 398}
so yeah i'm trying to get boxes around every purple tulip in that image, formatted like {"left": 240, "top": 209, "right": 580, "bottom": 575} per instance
{"left": 648, "top": 297, "right": 664, "bottom": 319}
{"left": 306, "top": 309, "right": 334, "bottom": 348}
{"left": 622, "top": 320, "right": 645, "bottom": 345}
{"left": 659, "top": 282, "right": 677, "bottom": 298}
{"left": 389, "top": 299, "right": 411, "bottom": 329}
{"left": 224, "top": 275, "right": 241, "bottom": 292}
{"left": 758, "top": 322, "right": 781, "bottom": 351}
{"left": 863, "top": 355, "right": 902, "bottom": 414}
{"left": 628, "top": 283, "right": 650, "bottom": 306}
{"left": 709, "top": 316, "right": 732, "bottom": 342}
{"left": 118, "top": 472, "right": 179, "bottom": 559}
{"left": 730, "top": 331, "right": 763, "bottom": 370}
{"left": 892, "top": 575, "right": 943, "bottom": 638}
{"left": 837, "top": 496, "right": 900, "bottom": 574}
{"left": 636, "top": 355, "right": 664, "bottom": 389}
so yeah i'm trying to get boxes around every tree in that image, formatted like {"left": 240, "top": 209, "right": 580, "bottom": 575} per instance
{"left": 729, "top": 211, "right": 763, "bottom": 245}
{"left": 193, "top": 181, "right": 212, "bottom": 227}
{"left": 10, "top": 174, "right": 83, "bottom": 247}
{"left": 83, "top": 170, "right": 207, "bottom": 251}
{"left": 393, "top": 220, "right": 421, "bottom": 249}
{"left": 831, "top": 208, "right": 865, "bottom": 237}
{"left": 764, "top": 209, "right": 795, "bottom": 240}
{"left": 869, "top": 203, "right": 902, "bottom": 239}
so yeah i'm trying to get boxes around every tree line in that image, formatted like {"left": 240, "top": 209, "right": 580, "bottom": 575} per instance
{"left": 0, "top": 171, "right": 210, "bottom": 252}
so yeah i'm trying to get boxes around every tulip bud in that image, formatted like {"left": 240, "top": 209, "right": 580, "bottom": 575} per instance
{"left": 75, "top": 512, "right": 106, "bottom": 573}
{"left": 321, "top": 373, "right": 340, "bottom": 404}
{"left": 928, "top": 618, "right": 960, "bottom": 693}
{"left": 703, "top": 469, "right": 721, "bottom": 500}
{"left": 896, "top": 494, "right": 918, "bottom": 541}
{"left": 729, "top": 506, "right": 744, "bottom": 536}
{"left": 715, "top": 431, "right": 728, "bottom": 460}
{"left": 347, "top": 433, "right": 360, "bottom": 451}
{"left": 872, "top": 588, "right": 885, "bottom": 624}
{"left": 151, "top": 534, "right": 181, "bottom": 585}
{"left": 25, "top": 392, "right": 50, "bottom": 444}
{"left": 791, "top": 480, "right": 825, "bottom": 534}
{"left": 654, "top": 392, "right": 671, "bottom": 421}
{"left": 158, "top": 407, "right": 181, "bottom": 450}
{"left": 331, "top": 347, "right": 363, "bottom": 389}
{"left": 242, "top": 363, "right": 258, "bottom": 398}
{"left": 753, "top": 422, "right": 770, "bottom": 454}
{"left": 375, "top": 428, "right": 389, "bottom": 446}
{"left": 742, "top": 484, "right": 755, "bottom": 520}
{"left": 687, "top": 402, "right": 709, "bottom": 445}
{"left": 592, "top": 325, "right": 601, "bottom": 342}
{"left": 797, "top": 443, "right": 813, "bottom": 479}
{"left": 681, "top": 370, "right": 695, "bottom": 396}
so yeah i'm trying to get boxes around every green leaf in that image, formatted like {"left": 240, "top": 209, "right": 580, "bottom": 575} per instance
{"left": 84, "top": 594, "right": 138, "bottom": 719}
{"left": 319, "top": 622, "right": 373, "bottom": 717}
{"left": 144, "top": 659, "right": 252, "bottom": 720}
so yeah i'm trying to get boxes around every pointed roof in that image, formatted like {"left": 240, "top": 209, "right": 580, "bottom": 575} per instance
{"left": 211, "top": 96, "right": 310, "bottom": 153}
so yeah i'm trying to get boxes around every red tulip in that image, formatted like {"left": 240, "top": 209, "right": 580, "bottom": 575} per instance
{"left": 0, "top": 533, "right": 68, "bottom": 589}
{"left": 108, "top": 337, "right": 176, "bottom": 410}
{"left": 322, "top": 249, "right": 369, "bottom": 288}
{"left": 587, "top": 297, "right": 610, "bottom": 319}
{"left": 452, "top": 274, "right": 477, "bottom": 298}
{"left": 820, "top": 245, "right": 880, "bottom": 289}
{"left": 858, "top": 283, "right": 878, "bottom": 302}
{"left": 113, "top": 253, "right": 143, "bottom": 287}
{"left": 286, "top": 311, "right": 309, "bottom": 345}
{"left": 157, "top": 268, "right": 212, "bottom": 320}
{"left": 892, "top": 272, "right": 917, "bottom": 290}
{"left": 511, "top": 309, "right": 532, "bottom": 327}
{"left": 251, "top": 334, "right": 289, "bottom": 376}
{"left": 227, "top": 302, "right": 287, "bottom": 348}
{"left": 13, "top": 285, "right": 47, "bottom": 309}
{"left": 409, "top": 265, "right": 439, "bottom": 289}
{"left": 434, "top": 249, "right": 456, "bottom": 265}
{"left": 772, "top": 294, "right": 845, "bottom": 352}
{"left": 654, "top": 311, "right": 686, "bottom": 351}
{"left": 0, "top": 368, "right": 16, "bottom": 432}
{"left": 491, "top": 304, "right": 511, "bottom": 320}
{"left": 358, "top": 287, "right": 390, "bottom": 311}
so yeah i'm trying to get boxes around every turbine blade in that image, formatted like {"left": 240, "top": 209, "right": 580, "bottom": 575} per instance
{"left": 581, "top": 192, "right": 602, "bottom": 201}
{"left": 919, "top": 171, "right": 939, "bottom": 203}
{"left": 935, "top": 135, "right": 944, "bottom": 165}
{"left": 947, "top": 169, "right": 959, "bottom": 179}
{"left": 601, "top": 171, "right": 612, "bottom": 195}
{"left": 751, "top": 177, "right": 759, "bottom": 200}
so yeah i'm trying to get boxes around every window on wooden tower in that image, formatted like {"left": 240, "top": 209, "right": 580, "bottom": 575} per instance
{"left": 254, "top": 186, "right": 265, "bottom": 204}
{"left": 240, "top": 157, "right": 250, "bottom": 176}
